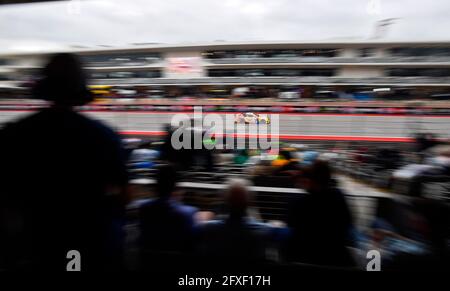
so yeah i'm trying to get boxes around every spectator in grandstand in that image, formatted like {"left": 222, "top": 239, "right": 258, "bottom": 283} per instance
{"left": 197, "top": 178, "right": 282, "bottom": 267}
{"left": 372, "top": 147, "right": 402, "bottom": 172}
{"left": 138, "top": 164, "right": 198, "bottom": 270}
{"left": 415, "top": 132, "right": 438, "bottom": 153}
{"left": 0, "top": 53, "right": 129, "bottom": 271}
{"left": 129, "top": 142, "right": 159, "bottom": 162}
{"left": 414, "top": 132, "right": 439, "bottom": 163}
{"left": 368, "top": 197, "right": 449, "bottom": 271}
{"left": 159, "top": 124, "right": 193, "bottom": 170}
{"left": 272, "top": 149, "right": 301, "bottom": 177}
{"left": 250, "top": 159, "right": 273, "bottom": 177}
{"left": 271, "top": 149, "right": 291, "bottom": 168}
{"left": 128, "top": 142, "right": 158, "bottom": 176}
{"left": 284, "top": 160, "right": 355, "bottom": 267}
{"left": 234, "top": 149, "right": 249, "bottom": 165}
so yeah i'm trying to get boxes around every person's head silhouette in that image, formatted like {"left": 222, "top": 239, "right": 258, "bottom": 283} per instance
{"left": 300, "top": 160, "right": 333, "bottom": 193}
{"left": 33, "top": 53, "right": 93, "bottom": 107}
{"left": 225, "top": 178, "right": 252, "bottom": 219}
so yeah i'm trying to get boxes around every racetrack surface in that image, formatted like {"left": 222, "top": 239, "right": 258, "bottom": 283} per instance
{"left": 1, "top": 110, "right": 449, "bottom": 141}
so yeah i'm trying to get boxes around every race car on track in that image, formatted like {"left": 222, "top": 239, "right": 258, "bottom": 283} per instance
{"left": 234, "top": 112, "right": 271, "bottom": 124}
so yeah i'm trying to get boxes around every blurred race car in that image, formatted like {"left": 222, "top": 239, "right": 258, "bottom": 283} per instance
{"left": 234, "top": 112, "right": 271, "bottom": 124}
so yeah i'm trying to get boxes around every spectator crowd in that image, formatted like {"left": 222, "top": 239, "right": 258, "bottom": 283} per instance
{"left": 0, "top": 54, "right": 448, "bottom": 272}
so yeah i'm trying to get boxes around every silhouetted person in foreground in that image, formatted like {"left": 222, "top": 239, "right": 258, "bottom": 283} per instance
{"left": 285, "top": 160, "right": 355, "bottom": 267}
{"left": 197, "top": 178, "right": 276, "bottom": 268}
{"left": 0, "top": 53, "right": 128, "bottom": 271}
{"left": 138, "top": 164, "right": 198, "bottom": 270}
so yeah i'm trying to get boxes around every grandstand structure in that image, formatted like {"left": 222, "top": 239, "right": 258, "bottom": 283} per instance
{"left": 1, "top": 40, "right": 450, "bottom": 100}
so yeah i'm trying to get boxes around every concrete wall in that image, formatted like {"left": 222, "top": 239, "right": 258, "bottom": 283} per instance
{"left": 338, "top": 67, "right": 384, "bottom": 78}
{"left": 9, "top": 55, "right": 46, "bottom": 67}
{"left": 338, "top": 48, "right": 359, "bottom": 58}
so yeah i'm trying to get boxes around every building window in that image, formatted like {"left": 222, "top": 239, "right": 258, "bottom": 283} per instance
{"left": 389, "top": 47, "right": 450, "bottom": 57}
{"left": 387, "top": 68, "right": 450, "bottom": 77}
{"left": 89, "top": 70, "right": 162, "bottom": 79}
{"left": 360, "top": 48, "right": 375, "bottom": 57}
{"left": 0, "top": 74, "right": 9, "bottom": 81}
{"left": 203, "top": 48, "right": 339, "bottom": 59}
{"left": 81, "top": 52, "right": 161, "bottom": 66}
{"left": 207, "top": 68, "right": 335, "bottom": 77}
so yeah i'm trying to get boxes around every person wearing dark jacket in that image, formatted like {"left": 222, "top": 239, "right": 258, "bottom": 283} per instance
{"left": 197, "top": 178, "right": 278, "bottom": 268}
{"left": 285, "top": 160, "right": 355, "bottom": 267}
{"left": 138, "top": 164, "right": 198, "bottom": 270}
{"left": 0, "top": 53, "right": 128, "bottom": 271}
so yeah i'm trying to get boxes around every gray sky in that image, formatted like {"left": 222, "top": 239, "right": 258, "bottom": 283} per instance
{"left": 0, "top": 0, "right": 449, "bottom": 53}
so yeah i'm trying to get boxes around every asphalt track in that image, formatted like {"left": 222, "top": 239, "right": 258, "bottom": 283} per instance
{"left": 1, "top": 110, "right": 449, "bottom": 141}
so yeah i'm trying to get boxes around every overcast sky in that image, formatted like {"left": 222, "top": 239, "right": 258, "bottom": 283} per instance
{"left": 0, "top": 0, "right": 449, "bottom": 53}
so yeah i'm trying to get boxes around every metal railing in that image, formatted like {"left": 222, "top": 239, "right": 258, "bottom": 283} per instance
{"left": 89, "top": 76, "right": 450, "bottom": 86}
{"left": 128, "top": 176, "right": 386, "bottom": 230}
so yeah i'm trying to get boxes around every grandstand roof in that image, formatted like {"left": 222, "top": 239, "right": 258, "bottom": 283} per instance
{"left": 2, "top": 40, "right": 450, "bottom": 57}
